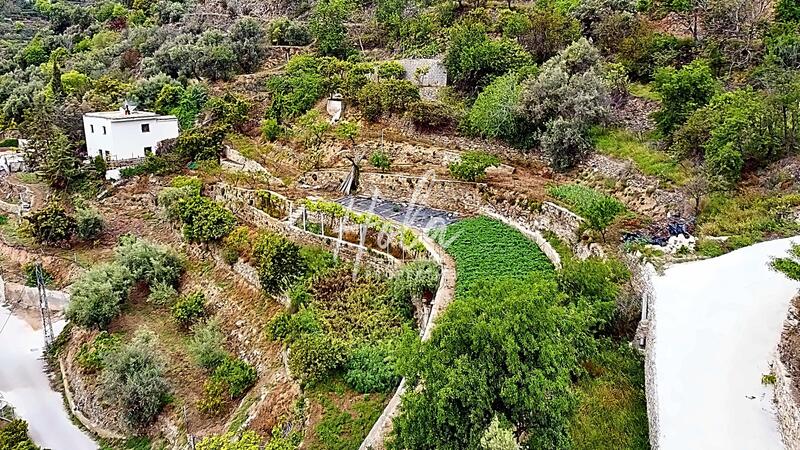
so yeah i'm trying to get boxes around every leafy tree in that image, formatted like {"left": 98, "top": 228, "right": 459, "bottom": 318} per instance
{"left": 253, "top": 232, "right": 307, "bottom": 294}
{"left": 582, "top": 194, "right": 625, "bottom": 242}
{"left": 265, "top": 56, "right": 326, "bottom": 122}
{"left": 777, "top": 0, "right": 800, "bottom": 22}
{"left": 444, "top": 23, "right": 533, "bottom": 94}
{"left": 652, "top": 59, "right": 719, "bottom": 136}
{"left": 61, "top": 70, "right": 92, "bottom": 98}
{"left": 176, "top": 196, "right": 236, "bottom": 243}
{"left": 309, "top": 0, "right": 353, "bottom": 58}
{"left": 407, "top": 100, "right": 458, "bottom": 130}
{"left": 288, "top": 332, "right": 347, "bottom": 384}
{"left": 466, "top": 72, "right": 524, "bottom": 141}
{"left": 67, "top": 263, "right": 133, "bottom": 329}
{"left": 391, "top": 277, "right": 585, "bottom": 449}
{"left": 101, "top": 329, "right": 171, "bottom": 428}
{"left": 480, "top": 416, "right": 519, "bottom": 450}
{"left": 114, "top": 235, "right": 184, "bottom": 287}
{"left": 230, "top": 17, "right": 268, "bottom": 73}
{"left": 519, "top": 5, "right": 581, "bottom": 63}
{"left": 540, "top": 117, "right": 593, "bottom": 172}
{"left": 50, "top": 58, "right": 64, "bottom": 99}
{"left": 0, "top": 420, "right": 39, "bottom": 450}
{"left": 37, "top": 129, "right": 83, "bottom": 191}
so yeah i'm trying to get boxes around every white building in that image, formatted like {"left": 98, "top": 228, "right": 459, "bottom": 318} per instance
{"left": 83, "top": 109, "right": 179, "bottom": 163}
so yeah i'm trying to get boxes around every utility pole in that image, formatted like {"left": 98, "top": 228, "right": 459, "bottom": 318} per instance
{"left": 36, "top": 262, "right": 54, "bottom": 347}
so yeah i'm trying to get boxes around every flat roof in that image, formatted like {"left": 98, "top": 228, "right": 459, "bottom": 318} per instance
{"left": 84, "top": 110, "right": 177, "bottom": 122}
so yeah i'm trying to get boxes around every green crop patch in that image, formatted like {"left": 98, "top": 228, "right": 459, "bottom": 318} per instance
{"left": 434, "top": 216, "right": 553, "bottom": 296}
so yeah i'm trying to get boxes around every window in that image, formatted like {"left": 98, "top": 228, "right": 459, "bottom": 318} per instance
{"left": 90, "top": 124, "right": 94, "bottom": 133}
{"left": 104, "top": 150, "right": 111, "bottom": 162}
{"left": 144, "top": 146, "right": 152, "bottom": 156}
{"left": 141, "top": 123, "right": 150, "bottom": 133}
{"left": 102, "top": 126, "right": 107, "bottom": 135}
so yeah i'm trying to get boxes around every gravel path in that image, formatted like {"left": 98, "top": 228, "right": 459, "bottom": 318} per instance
{"left": 652, "top": 237, "right": 800, "bottom": 450}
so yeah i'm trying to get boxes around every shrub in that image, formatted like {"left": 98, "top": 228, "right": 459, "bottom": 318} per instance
{"left": 75, "top": 204, "right": 104, "bottom": 241}
{"left": 0, "top": 420, "right": 37, "bottom": 449}
{"left": 67, "top": 263, "right": 133, "bottom": 329}
{"left": 369, "top": 150, "right": 391, "bottom": 171}
{"left": 288, "top": 333, "right": 347, "bottom": 384}
{"left": 344, "top": 343, "right": 398, "bottom": 393}
{"left": 196, "top": 431, "right": 264, "bottom": 450}
{"left": 268, "top": 308, "right": 321, "bottom": 343}
{"left": 653, "top": 60, "right": 719, "bottom": 136}
{"left": 549, "top": 184, "right": 625, "bottom": 241}
{"left": 101, "top": 329, "right": 170, "bottom": 428}
{"left": 448, "top": 151, "right": 501, "bottom": 182}
{"left": 540, "top": 118, "right": 592, "bottom": 172}
{"left": 157, "top": 186, "right": 197, "bottom": 221}
{"left": 115, "top": 236, "right": 184, "bottom": 287}
{"left": 171, "top": 175, "right": 202, "bottom": 195}
{"left": 198, "top": 378, "right": 227, "bottom": 415}
{"left": 260, "top": 118, "right": 283, "bottom": 142}
{"left": 212, "top": 356, "right": 257, "bottom": 398}
{"left": 147, "top": 281, "right": 178, "bottom": 306}
{"left": 407, "top": 101, "right": 457, "bottom": 130}
{"left": 558, "top": 257, "right": 629, "bottom": 329}
{"left": 172, "top": 292, "right": 206, "bottom": 328}
{"left": 22, "top": 263, "right": 53, "bottom": 288}
{"left": 25, "top": 203, "right": 76, "bottom": 244}
{"left": 176, "top": 196, "right": 236, "bottom": 243}
{"left": 389, "top": 260, "right": 440, "bottom": 315}
{"left": 189, "top": 320, "right": 229, "bottom": 371}
{"left": 76, "top": 331, "right": 121, "bottom": 373}
{"left": 268, "top": 18, "right": 312, "bottom": 46}
{"left": 253, "top": 232, "right": 307, "bottom": 294}
{"left": 465, "top": 72, "right": 524, "bottom": 141}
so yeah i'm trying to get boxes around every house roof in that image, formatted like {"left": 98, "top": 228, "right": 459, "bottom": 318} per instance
{"left": 83, "top": 110, "right": 178, "bottom": 122}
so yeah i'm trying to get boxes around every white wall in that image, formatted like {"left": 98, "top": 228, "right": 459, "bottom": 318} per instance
{"left": 84, "top": 116, "right": 179, "bottom": 161}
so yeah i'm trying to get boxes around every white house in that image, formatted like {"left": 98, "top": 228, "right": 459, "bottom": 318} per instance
{"left": 83, "top": 109, "right": 179, "bottom": 163}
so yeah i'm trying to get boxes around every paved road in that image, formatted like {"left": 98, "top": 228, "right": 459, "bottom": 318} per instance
{"left": 652, "top": 237, "right": 800, "bottom": 450}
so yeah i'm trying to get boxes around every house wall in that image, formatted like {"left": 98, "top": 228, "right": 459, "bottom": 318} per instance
{"left": 84, "top": 116, "right": 179, "bottom": 161}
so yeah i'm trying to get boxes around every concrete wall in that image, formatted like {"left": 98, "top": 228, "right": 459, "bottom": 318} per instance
{"left": 775, "top": 300, "right": 800, "bottom": 450}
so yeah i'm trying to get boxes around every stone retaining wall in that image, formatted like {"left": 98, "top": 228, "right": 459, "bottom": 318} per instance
{"left": 58, "top": 357, "right": 125, "bottom": 440}
{"left": 775, "top": 299, "right": 800, "bottom": 450}
{"left": 207, "top": 183, "right": 403, "bottom": 275}
{"left": 298, "top": 170, "right": 485, "bottom": 213}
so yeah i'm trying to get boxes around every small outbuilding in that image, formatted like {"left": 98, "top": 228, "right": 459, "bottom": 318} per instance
{"left": 83, "top": 107, "right": 179, "bottom": 164}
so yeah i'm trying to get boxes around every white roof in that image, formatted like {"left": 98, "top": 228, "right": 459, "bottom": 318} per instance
{"left": 83, "top": 110, "right": 177, "bottom": 122}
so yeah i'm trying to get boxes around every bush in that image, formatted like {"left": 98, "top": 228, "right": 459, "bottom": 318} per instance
{"left": 540, "top": 118, "right": 592, "bottom": 172}
{"left": 67, "top": 263, "right": 133, "bottom": 329}
{"left": 465, "top": 72, "right": 524, "bottom": 141}
{"left": 0, "top": 420, "right": 37, "bottom": 449}
{"left": 189, "top": 320, "right": 229, "bottom": 371}
{"left": 653, "top": 60, "right": 719, "bottom": 136}
{"left": 356, "top": 79, "right": 420, "bottom": 121}
{"left": 268, "top": 308, "right": 321, "bottom": 343}
{"left": 344, "top": 343, "right": 398, "bottom": 393}
{"left": 75, "top": 204, "right": 104, "bottom": 241}
{"left": 389, "top": 260, "right": 440, "bottom": 316}
{"left": 549, "top": 184, "right": 625, "bottom": 241}
{"left": 448, "top": 151, "right": 501, "bottom": 182}
{"left": 369, "top": 150, "right": 391, "bottom": 171}
{"left": 115, "top": 236, "right": 184, "bottom": 287}
{"left": 407, "top": 101, "right": 457, "bottom": 130}
{"left": 288, "top": 332, "right": 347, "bottom": 384}
{"left": 196, "top": 431, "right": 265, "bottom": 450}
{"left": 558, "top": 257, "right": 629, "bottom": 329}
{"left": 176, "top": 196, "right": 236, "bottom": 243}
{"left": 198, "top": 378, "right": 227, "bottom": 415}
{"left": 147, "top": 281, "right": 178, "bottom": 306}
{"left": 101, "top": 329, "right": 170, "bottom": 428}
{"left": 171, "top": 175, "right": 202, "bottom": 195}
{"left": 253, "top": 232, "right": 307, "bottom": 294}
{"left": 172, "top": 291, "right": 206, "bottom": 328}
{"left": 25, "top": 203, "right": 76, "bottom": 244}
{"left": 260, "top": 118, "right": 284, "bottom": 142}
{"left": 22, "top": 262, "right": 53, "bottom": 288}
{"left": 75, "top": 331, "right": 121, "bottom": 373}
{"left": 212, "top": 356, "right": 257, "bottom": 398}
{"left": 157, "top": 186, "right": 197, "bottom": 221}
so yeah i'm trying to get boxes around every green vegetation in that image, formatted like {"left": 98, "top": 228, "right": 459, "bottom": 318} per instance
{"left": 549, "top": 184, "right": 626, "bottom": 240}
{"left": 0, "top": 419, "right": 39, "bottom": 449}
{"left": 433, "top": 216, "right": 553, "bottom": 295}
{"left": 448, "top": 151, "right": 501, "bottom": 182}
{"left": 771, "top": 243, "right": 800, "bottom": 281}
{"left": 593, "top": 129, "right": 689, "bottom": 185}
{"left": 171, "top": 291, "right": 206, "bottom": 328}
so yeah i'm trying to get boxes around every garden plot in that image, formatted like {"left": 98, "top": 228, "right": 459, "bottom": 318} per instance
{"left": 337, "top": 195, "right": 460, "bottom": 230}
{"left": 652, "top": 236, "right": 800, "bottom": 450}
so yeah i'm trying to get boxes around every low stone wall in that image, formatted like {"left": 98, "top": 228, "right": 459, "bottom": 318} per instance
{"left": 298, "top": 170, "right": 485, "bottom": 213}
{"left": 775, "top": 299, "right": 800, "bottom": 450}
{"left": 626, "top": 254, "right": 660, "bottom": 450}
{"left": 58, "top": 357, "right": 125, "bottom": 440}
{"left": 208, "top": 183, "right": 403, "bottom": 275}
